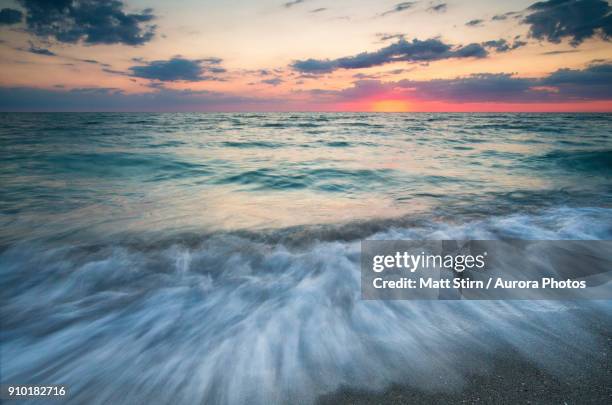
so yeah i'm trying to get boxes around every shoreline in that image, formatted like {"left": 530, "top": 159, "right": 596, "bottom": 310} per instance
{"left": 319, "top": 309, "right": 612, "bottom": 404}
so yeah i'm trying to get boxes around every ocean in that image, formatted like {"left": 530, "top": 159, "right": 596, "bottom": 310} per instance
{"left": 1, "top": 113, "right": 611, "bottom": 404}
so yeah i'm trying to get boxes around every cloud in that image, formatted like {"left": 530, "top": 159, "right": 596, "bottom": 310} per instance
{"left": 284, "top": 0, "right": 308, "bottom": 8}
{"left": 522, "top": 0, "right": 612, "bottom": 46}
{"left": 0, "top": 8, "right": 22, "bottom": 25}
{"left": 427, "top": 3, "right": 447, "bottom": 13}
{"left": 291, "top": 38, "right": 488, "bottom": 73}
{"left": 352, "top": 73, "right": 379, "bottom": 79}
{"left": 452, "top": 43, "right": 488, "bottom": 57}
{"left": 492, "top": 11, "right": 520, "bottom": 21}
{"left": 540, "top": 49, "right": 580, "bottom": 55}
{"left": 307, "top": 62, "right": 612, "bottom": 103}
{"left": 482, "top": 39, "right": 527, "bottom": 52}
{"left": 79, "top": 59, "right": 110, "bottom": 67}
{"left": 256, "top": 69, "right": 272, "bottom": 76}
{"left": 0, "top": 86, "right": 265, "bottom": 112}
{"left": 261, "top": 77, "right": 284, "bottom": 86}
{"left": 388, "top": 68, "right": 413, "bottom": 74}
{"left": 376, "top": 33, "right": 405, "bottom": 42}
{"left": 128, "top": 58, "right": 226, "bottom": 82}
{"left": 310, "top": 8, "right": 327, "bottom": 13}
{"left": 381, "top": 2, "right": 417, "bottom": 17}
{"left": 2, "top": 63, "right": 610, "bottom": 111}
{"left": 17, "top": 0, "right": 156, "bottom": 45}
{"left": 397, "top": 74, "right": 536, "bottom": 102}
{"left": 549, "top": 62, "right": 612, "bottom": 85}
{"left": 75, "top": 58, "right": 111, "bottom": 67}
{"left": 28, "top": 44, "right": 55, "bottom": 56}
{"left": 465, "top": 19, "right": 484, "bottom": 27}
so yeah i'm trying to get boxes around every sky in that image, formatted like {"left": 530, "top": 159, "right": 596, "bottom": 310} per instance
{"left": 0, "top": 0, "right": 611, "bottom": 112}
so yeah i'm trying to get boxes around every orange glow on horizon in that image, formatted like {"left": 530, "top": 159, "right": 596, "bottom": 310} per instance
{"left": 333, "top": 99, "right": 612, "bottom": 113}
{"left": 370, "top": 99, "right": 411, "bottom": 112}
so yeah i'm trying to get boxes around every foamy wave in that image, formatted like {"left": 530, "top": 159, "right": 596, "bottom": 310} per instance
{"left": 1, "top": 207, "right": 611, "bottom": 404}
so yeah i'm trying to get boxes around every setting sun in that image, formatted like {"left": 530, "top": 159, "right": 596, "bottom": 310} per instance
{"left": 370, "top": 99, "right": 411, "bottom": 112}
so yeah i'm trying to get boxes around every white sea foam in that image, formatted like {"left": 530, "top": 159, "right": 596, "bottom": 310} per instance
{"left": 1, "top": 207, "right": 611, "bottom": 404}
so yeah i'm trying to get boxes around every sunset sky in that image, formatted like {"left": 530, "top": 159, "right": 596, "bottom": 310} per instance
{"left": 0, "top": 0, "right": 611, "bottom": 111}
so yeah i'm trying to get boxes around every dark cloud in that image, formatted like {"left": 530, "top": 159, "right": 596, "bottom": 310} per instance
{"left": 542, "top": 63, "right": 612, "bottom": 87}
{"left": 522, "top": 0, "right": 612, "bottom": 46}
{"left": 209, "top": 67, "right": 227, "bottom": 74}
{"left": 28, "top": 44, "right": 55, "bottom": 56}
{"left": 291, "top": 59, "right": 335, "bottom": 74}
{"left": 397, "top": 74, "right": 537, "bottom": 102}
{"left": 78, "top": 58, "right": 111, "bottom": 67}
{"left": 128, "top": 58, "right": 226, "bottom": 82}
{"left": 465, "top": 19, "right": 484, "bottom": 27}
{"left": 527, "top": 62, "right": 612, "bottom": 100}
{"left": 102, "top": 67, "right": 127, "bottom": 75}
{"left": 292, "top": 38, "right": 488, "bottom": 73}
{"left": 381, "top": 2, "right": 417, "bottom": 17}
{"left": 388, "top": 68, "right": 413, "bottom": 74}
{"left": 510, "top": 40, "right": 528, "bottom": 49}
{"left": 377, "top": 33, "right": 405, "bottom": 42}
{"left": 200, "top": 57, "right": 223, "bottom": 65}
{"left": 427, "top": 3, "right": 447, "bottom": 13}
{"left": 482, "top": 39, "right": 527, "bottom": 52}
{"left": 540, "top": 49, "right": 580, "bottom": 55}
{"left": 352, "top": 73, "right": 379, "bottom": 79}
{"left": 482, "top": 40, "right": 508, "bottom": 52}
{"left": 17, "top": 0, "right": 156, "bottom": 45}
{"left": 0, "top": 8, "right": 23, "bottom": 25}
{"left": 308, "top": 62, "right": 612, "bottom": 103}
{"left": 0, "top": 86, "right": 263, "bottom": 112}
{"left": 492, "top": 11, "right": 520, "bottom": 21}
{"left": 284, "top": 0, "right": 308, "bottom": 8}
{"left": 69, "top": 87, "right": 124, "bottom": 95}
{"left": 452, "top": 43, "right": 488, "bottom": 57}
{"left": 310, "top": 8, "right": 327, "bottom": 13}
{"left": 261, "top": 77, "right": 283, "bottom": 86}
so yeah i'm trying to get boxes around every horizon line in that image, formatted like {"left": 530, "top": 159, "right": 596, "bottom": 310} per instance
{"left": 2, "top": 110, "right": 612, "bottom": 114}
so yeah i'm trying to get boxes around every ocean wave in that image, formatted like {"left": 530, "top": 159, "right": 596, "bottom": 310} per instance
{"left": 1, "top": 207, "right": 611, "bottom": 404}
{"left": 215, "top": 167, "right": 396, "bottom": 192}
{"left": 534, "top": 149, "right": 612, "bottom": 172}
{"left": 221, "top": 141, "right": 283, "bottom": 149}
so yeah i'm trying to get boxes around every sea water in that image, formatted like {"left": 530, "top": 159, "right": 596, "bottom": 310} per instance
{"left": 1, "top": 113, "right": 611, "bottom": 404}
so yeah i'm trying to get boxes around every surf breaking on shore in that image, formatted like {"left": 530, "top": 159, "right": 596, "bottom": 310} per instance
{"left": 2, "top": 207, "right": 611, "bottom": 404}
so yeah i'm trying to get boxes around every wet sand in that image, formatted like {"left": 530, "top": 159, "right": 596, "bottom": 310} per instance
{"left": 319, "top": 309, "right": 612, "bottom": 405}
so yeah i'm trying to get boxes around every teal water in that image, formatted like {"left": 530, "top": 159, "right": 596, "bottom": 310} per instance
{"left": 1, "top": 113, "right": 611, "bottom": 244}
{"left": 1, "top": 113, "right": 611, "bottom": 404}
